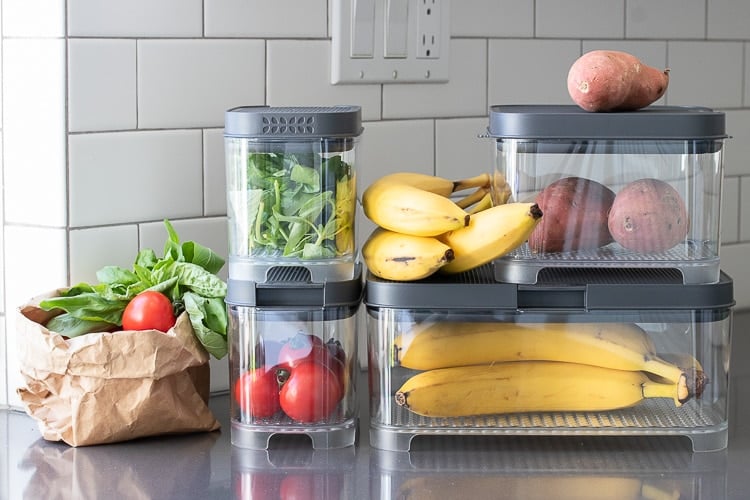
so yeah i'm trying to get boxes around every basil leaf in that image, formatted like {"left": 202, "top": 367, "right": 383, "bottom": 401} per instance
{"left": 173, "top": 262, "right": 227, "bottom": 298}
{"left": 39, "top": 293, "right": 128, "bottom": 325}
{"left": 45, "top": 313, "right": 114, "bottom": 338}
{"left": 183, "top": 292, "right": 228, "bottom": 359}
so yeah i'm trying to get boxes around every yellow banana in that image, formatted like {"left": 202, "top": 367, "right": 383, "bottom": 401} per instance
{"left": 437, "top": 202, "right": 543, "bottom": 274}
{"left": 362, "top": 181, "right": 470, "bottom": 237}
{"left": 362, "top": 228, "right": 454, "bottom": 281}
{"left": 372, "top": 172, "right": 490, "bottom": 197}
{"left": 395, "top": 361, "right": 686, "bottom": 418}
{"left": 394, "top": 321, "right": 700, "bottom": 401}
{"left": 465, "top": 191, "right": 493, "bottom": 215}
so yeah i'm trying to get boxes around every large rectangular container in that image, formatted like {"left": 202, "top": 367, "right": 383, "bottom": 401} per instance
{"left": 228, "top": 266, "right": 363, "bottom": 450}
{"left": 487, "top": 105, "right": 727, "bottom": 284}
{"left": 225, "top": 105, "right": 362, "bottom": 283}
{"left": 365, "top": 266, "right": 734, "bottom": 452}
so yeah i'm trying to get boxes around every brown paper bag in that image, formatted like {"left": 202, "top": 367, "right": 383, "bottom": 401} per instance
{"left": 16, "top": 290, "right": 221, "bottom": 446}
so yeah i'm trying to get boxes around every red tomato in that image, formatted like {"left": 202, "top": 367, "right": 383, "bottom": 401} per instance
{"left": 234, "top": 367, "right": 281, "bottom": 418}
{"left": 279, "top": 361, "right": 342, "bottom": 423}
{"left": 277, "top": 333, "right": 329, "bottom": 370}
{"left": 121, "top": 290, "right": 176, "bottom": 332}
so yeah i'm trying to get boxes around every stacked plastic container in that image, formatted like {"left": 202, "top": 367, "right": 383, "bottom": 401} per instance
{"left": 225, "top": 106, "right": 363, "bottom": 449}
{"left": 365, "top": 105, "right": 735, "bottom": 452}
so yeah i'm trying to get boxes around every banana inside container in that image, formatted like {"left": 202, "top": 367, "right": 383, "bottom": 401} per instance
{"left": 392, "top": 322, "right": 707, "bottom": 418}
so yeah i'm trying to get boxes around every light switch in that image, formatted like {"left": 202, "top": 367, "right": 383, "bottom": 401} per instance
{"left": 351, "top": 0, "right": 376, "bottom": 58}
{"left": 384, "top": 0, "right": 409, "bottom": 58}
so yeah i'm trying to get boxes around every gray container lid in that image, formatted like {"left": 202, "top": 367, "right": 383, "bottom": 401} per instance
{"left": 226, "top": 265, "right": 363, "bottom": 308}
{"left": 488, "top": 105, "right": 727, "bottom": 140}
{"left": 225, "top": 105, "right": 363, "bottom": 139}
{"left": 364, "top": 265, "right": 734, "bottom": 312}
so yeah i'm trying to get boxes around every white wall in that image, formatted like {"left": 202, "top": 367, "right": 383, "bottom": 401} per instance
{"left": 2, "top": 0, "right": 750, "bottom": 408}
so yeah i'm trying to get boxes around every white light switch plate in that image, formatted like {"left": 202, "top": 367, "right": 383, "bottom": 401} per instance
{"left": 331, "top": 0, "right": 451, "bottom": 84}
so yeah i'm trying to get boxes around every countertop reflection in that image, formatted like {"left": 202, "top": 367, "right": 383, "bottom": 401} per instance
{"left": 3, "top": 312, "right": 749, "bottom": 500}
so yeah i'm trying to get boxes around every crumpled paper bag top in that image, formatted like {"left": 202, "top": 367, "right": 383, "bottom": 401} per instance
{"left": 16, "top": 290, "right": 221, "bottom": 446}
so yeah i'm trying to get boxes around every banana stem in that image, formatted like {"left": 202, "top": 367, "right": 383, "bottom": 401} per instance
{"left": 453, "top": 173, "right": 490, "bottom": 193}
{"left": 642, "top": 356, "right": 705, "bottom": 402}
{"left": 455, "top": 186, "right": 490, "bottom": 209}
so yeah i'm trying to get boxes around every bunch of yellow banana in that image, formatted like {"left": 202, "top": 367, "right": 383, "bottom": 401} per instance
{"left": 361, "top": 172, "right": 543, "bottom": 280}
{"left": 393, "top": 321, "right": 707, "bottom": 418}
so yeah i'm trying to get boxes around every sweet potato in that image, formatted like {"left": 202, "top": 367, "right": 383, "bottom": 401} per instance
{"left": 528, "top": 177, "right": 615, "bottom": 253}
{"left": 567, "top": 50, "right": 669, "bottom": 112}
{"left": 607, "top": 178, "right": 689, "bottom": 253}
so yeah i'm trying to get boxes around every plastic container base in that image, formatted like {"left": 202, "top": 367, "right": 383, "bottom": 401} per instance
{"left": 231, "top": 418, "right": 358, "bottom": 450}
{"left": 369, "top": 401, "right": 728, "bottom": 453}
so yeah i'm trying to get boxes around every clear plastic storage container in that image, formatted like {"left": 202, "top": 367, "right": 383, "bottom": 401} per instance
{"left": 225, "top": 105, "right": 362, "bottom": 283}
{"left": 365, "top": 266, "right": 734, "bottom": 452}
{"left": 228, "top": 267, "right": 362, "bottom": 450}
{"left": 487, "top": 105, "right": 727, "bottom": 284}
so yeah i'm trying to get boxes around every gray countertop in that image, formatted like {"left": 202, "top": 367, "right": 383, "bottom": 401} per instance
{"left": 3, "top": 311, "right": 749, "bottom": 500}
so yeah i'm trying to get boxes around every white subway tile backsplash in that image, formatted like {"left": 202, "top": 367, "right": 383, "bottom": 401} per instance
{"left": 204, "top": 0, "right": 327, "bottom": 38}
{"left": 724, "top": 110, "right": 750, "bottom": 177}
{"left": 68, "top": 39, "right": 137, "bottom": 132}
{"left": 1, "top": 0, "right": 65, "bottom": 37}
{"left": 2, "top": 39, "right": 67, "bottom": 227}
{"left": 266, "top": 40, "right": 382, "bottom": 122}
{"left": 626, "top": 0, "right": 705, "bottom": 39}
{"left": 68, "top": 130, "right": 203, "bottom": 227}
{"left": 69, "top": 225, "right": 139, "bottom": 284}
{"left": 536, "top": 0, "right": 624, "bottom": 39}
{"left": 0, "top": 320, "right": 6, "bottom": 406}
{"left": 722, "top": 176, "right": 740, "bottom": 244}
{"left": 203, "top": 128, "right": 227, "bottom": 217}
{"left": 451, "top": 0, "right": 534, "bottom": 37}
{"left": 667, "top": 41, "right": 744, "bottom": 108}
{"left": 67, "top": 0, "right": 202, "bottom": 37}
{"left": 383, "top": 39, "right": 487, "bottom": 119}
{"left": 4, "top": 225, "right": 68, "bottom": 409}
{"left": 708, "top": 0, "right": 750, "bottom": 39}
{"left": 435, "top": 118, "right": 492, "bottom": 181}
{"left": 488, "top": 39, "right": 580, "bottom": 106}
{"left": 137, "top": 40, "right": 265, "bottom": 129}
{"left": 720, "top": 243, "right": 750, "bottom": 310}
{"left": 357, "top": 119, "right": 435, "bottom": 198}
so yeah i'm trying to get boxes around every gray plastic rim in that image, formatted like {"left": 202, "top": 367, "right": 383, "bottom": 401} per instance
{"left": 487, "top": 105, "right": 727, "bottom": 140}
{"left": 224, "top": 105, "right": 363, "bottom": 139}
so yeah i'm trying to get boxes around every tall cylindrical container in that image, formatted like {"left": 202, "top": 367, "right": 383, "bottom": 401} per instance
{"left": 227, "top": 267, "right": 362, "bottom": 450}
{"left": 225, "top": 105, "right": 363, "bottom": 283}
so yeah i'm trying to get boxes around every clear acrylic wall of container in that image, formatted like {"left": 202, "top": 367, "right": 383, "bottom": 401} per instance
{"left": 225, "top": 106, "right": 362, "bottom": 283}
{"left": 365, "top": 266, "right": 734, "bottom": 453}
{"left": 487, "top": 105, "right": 727, "bottom": 284}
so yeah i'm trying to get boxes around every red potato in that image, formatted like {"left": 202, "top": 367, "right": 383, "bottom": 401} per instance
{"left": 567, "top": 50, "right": 669, "bottom": 112}
{"left": 608, "top": 178, "right": 689, "bottom": 253}
{"left": 528, "top": 177, "right": 615, "bottom": 253}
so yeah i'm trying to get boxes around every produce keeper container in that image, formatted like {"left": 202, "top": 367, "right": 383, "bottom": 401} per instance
{"left": 228, "top": 266, "right": 363, "bottom": 450}
{"left": 365, "top": 265, "right": 734, "bottom": 452}
{"left": 225, "top": 105, "right": 363, "bottom": 283}
{"left": 486, "top": 105, "right": 728, "bottom": 284}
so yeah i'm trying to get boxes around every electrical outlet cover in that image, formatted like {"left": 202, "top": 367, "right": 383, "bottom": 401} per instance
{"left": 331, "top": 0, "right": 451, "bottom": 84}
